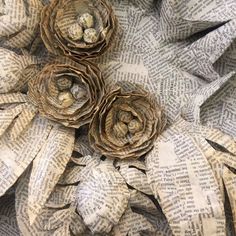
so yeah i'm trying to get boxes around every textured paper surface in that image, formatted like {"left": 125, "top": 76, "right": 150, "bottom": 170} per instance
{"left": 0, "top": 0, "right": 236, "bottom": 235}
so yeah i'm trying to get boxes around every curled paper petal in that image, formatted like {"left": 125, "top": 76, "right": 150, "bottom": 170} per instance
{"left": 40, "top": 0, "right": 117, "bottom": 59}
{"left": 89, "top": 86, "right": 166, "bottom": 159}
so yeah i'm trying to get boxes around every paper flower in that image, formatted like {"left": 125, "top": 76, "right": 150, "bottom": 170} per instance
{"left": 28, "top": 58, "right": 105, "bottom": 128}
{"left": 40, "top": 0, "right": 117, "bottom": 59}
{"left": 89, "top": 87, "right": 166, "bottom": 159}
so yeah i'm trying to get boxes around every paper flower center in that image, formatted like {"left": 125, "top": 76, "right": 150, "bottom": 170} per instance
{"left": 113, "top": 110, "right": 143, "bottom": 138}
{"left": 68, "top": 12, "right": 99, "bottom": 44}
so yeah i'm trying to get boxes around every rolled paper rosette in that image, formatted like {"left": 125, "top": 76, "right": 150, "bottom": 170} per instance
{"left": 28, "top": 59, "right": 105, "bottom": 128}
{"left": 89, "top": 87, "right": 166, "bottom": 159}
{"left": 40, "top": 0, "right": 117, "bottom": 59}
{"left": 0, "top": 0, "right": 42, "bottom": 48}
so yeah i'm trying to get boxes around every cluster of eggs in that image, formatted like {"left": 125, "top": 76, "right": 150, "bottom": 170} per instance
{"left": 68, "top": 13, "right": 98, "bottom": 44}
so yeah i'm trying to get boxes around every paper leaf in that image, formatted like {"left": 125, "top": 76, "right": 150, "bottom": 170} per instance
{"left": 58, "top": 165, "right": 84, "bottom": 185}
{"left": 15, "top": 167, "right": 56, "bottom": 236}
{"left": 8, "top": 103, "right": 38, "bottom": 141}
{"left": 28, "top": 125, "right": 75, "bottom": 224}
{"left": 146, "top": 120, "right": 226, "bottom": 236}
{"left": 0, "top": 116, "right": 52, "bottom": 197}
{"left": 16, "top": 165, "right": 88, "bottom": 235}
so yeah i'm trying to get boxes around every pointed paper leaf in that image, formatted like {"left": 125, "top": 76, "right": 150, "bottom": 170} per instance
{"left": 146, "top": 119, "right": 226, "bottom": 236}
{"left": 0, "top": 116, "right": 52, "bottom": 197}
{"left": 15, "top": 167, "right": 57, "bottom": 236}
{"left": 28, "top": 125, "right": 75, "bottom": 224}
